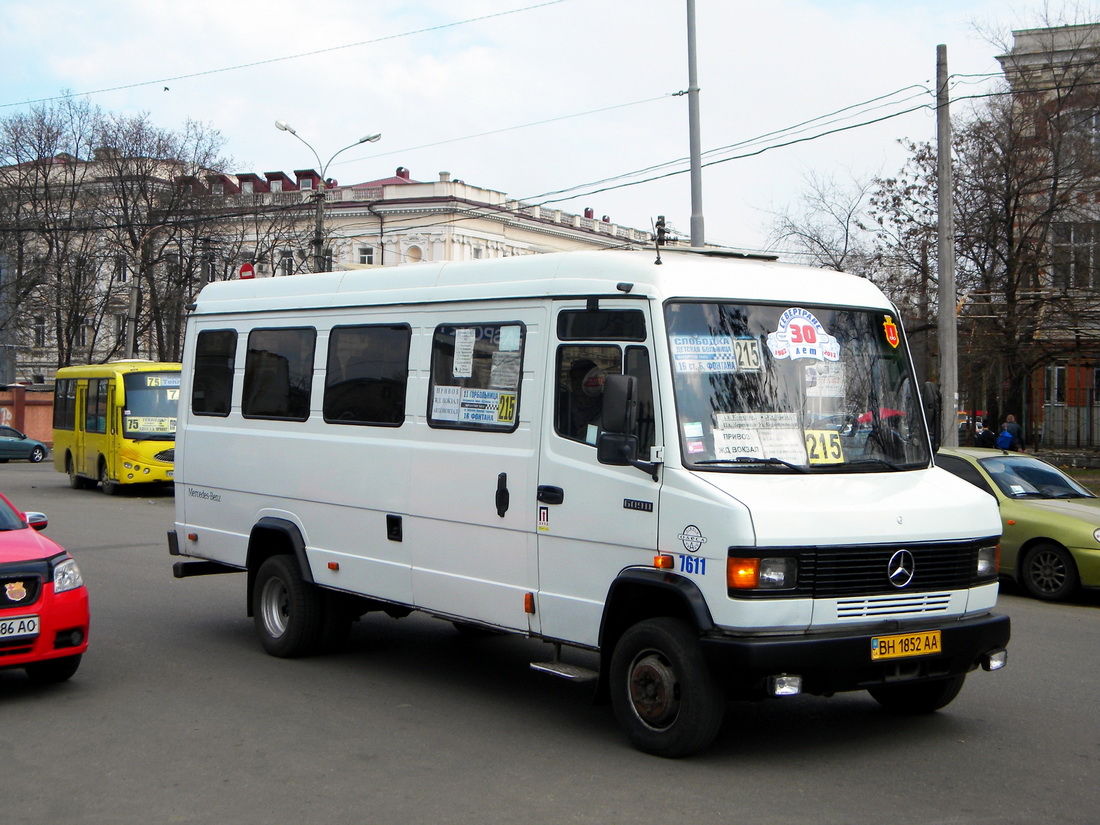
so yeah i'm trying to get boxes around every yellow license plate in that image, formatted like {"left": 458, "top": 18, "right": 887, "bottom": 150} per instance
{"left": 871, "top": 630, "right": 942, "bottom": 661}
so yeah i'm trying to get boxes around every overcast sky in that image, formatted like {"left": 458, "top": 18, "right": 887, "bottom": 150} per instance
{"left": 0, "top": 0, "right": 1071, "bottom": 253}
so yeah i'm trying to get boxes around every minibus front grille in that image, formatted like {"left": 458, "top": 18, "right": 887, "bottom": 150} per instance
{"left": 727, "top": 541, "right": 986, "bottom": 599}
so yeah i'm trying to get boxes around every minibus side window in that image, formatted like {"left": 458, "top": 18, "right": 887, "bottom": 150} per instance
{"left": 427, "top": 323, "right": 524, "bottom": 432}
{"left": 555, "top": 345, "right": 622, "bottom": 444}
{"left": 557, "top": 309, "right": 646, "bottom": 341}
{"left": 53, "top": 379, "right": 76, "bottom": 430}
{"left": 554, "top": 345, "right": 654, "bottom": 450}
{"left": 324, "top": 324, "right": 411, "bottom": 426}
{"left": 192, "top": 329, "right": 237, "bottom": 417}
{"left": 86, "top": 379, "right": 108, "bottom": 434}
{"left": 242, "top": 328, "right": 316, "bottom": 421}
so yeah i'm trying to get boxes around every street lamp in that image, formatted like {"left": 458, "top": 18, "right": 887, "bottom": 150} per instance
{"left": 274, "top": 120, "right": 381, "bottom": 273}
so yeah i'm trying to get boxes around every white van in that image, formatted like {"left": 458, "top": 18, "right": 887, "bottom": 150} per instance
{"left": 169, "top": 248, "right": 1009, "bottom": 756}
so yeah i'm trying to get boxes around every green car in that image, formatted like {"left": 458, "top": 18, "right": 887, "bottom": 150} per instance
{"left": 936, "top": 447, "right": 1100, "bottom": 601}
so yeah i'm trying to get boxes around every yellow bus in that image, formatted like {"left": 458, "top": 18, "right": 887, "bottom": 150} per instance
{"left": 52, "top": 360, "right": 181, "bottom": 494}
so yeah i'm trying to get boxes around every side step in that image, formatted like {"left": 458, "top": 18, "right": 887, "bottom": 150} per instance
{"left": 530, "top": 661, "right": 598, "bottom": 682}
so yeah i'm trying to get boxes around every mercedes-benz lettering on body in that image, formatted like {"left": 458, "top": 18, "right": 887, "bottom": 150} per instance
{"left": 169, "top": 248, "right": 1009, "bottom": 757}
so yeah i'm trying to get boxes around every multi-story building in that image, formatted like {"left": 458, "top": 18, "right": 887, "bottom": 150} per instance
{"left": 990, "top": 23, "right": 1100, "bottom": 447}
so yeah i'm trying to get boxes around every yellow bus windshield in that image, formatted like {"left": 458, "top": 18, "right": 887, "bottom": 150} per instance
{"left": 122, "top": 371, "right": 180, "bottom": 440}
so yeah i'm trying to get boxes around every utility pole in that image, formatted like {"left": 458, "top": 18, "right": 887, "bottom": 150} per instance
{"left": 937, "top": 44, "right": 959, "bottom": 447}
{"left": 686, "top": 0, "right": 705, "bottom": 248}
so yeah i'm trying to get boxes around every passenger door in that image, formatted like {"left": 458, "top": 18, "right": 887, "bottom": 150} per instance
{"left": 534, "top": 301, "right": 662, "bottom": 647}
{"left": 407, "top": 309, "right": 544, "bottom": 633}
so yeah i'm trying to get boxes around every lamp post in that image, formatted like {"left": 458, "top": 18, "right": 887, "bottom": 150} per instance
{"left": 274, "top": 120, "right": 381, "bottom": 273}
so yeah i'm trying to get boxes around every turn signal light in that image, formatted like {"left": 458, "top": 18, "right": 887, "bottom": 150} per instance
{"left": 728, "top": 557, "right": 759, "bottom": 589}
{"left": 653, "top": 554, "right": 675, "bottom": 570}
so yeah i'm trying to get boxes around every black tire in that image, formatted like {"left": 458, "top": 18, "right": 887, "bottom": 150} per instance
{"left": 609, "top": 618, "right": 725, "bottom": 758}
{"left": 253, "top": 555, "right": 326, "bottom": 657}
{"left": 99, "top": 460, "right": 119, "bottom": 496}
{"left": 1021, "top": 542, "right": 1079, "bottom": 601}
{"left": 868, "top": 674, "right": 965, "bottom": 714}
{"left": 28, "top": 445, "right": 46, "bottom": 463}
{"left": 25, "top": 654, "right": 82, "bottom": 685}
{"left": 67, "top": 457, "right": 94, "bottom": 490}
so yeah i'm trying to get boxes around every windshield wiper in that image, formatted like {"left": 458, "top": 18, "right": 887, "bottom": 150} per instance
{"left": 848, "top": 457, "right": 906, "bottom": 471}
{"left": 696, "top": 456, "right": 808, "bottom": 473}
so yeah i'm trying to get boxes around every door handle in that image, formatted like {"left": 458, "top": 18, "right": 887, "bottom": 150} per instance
{"left": 496, "top": 473, "right": 510, "bottom": 518}
{"left": 537, "top": 485, "right": 565, "bottom": 505}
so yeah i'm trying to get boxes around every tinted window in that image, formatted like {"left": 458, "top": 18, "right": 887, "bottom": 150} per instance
{"left": 193, "top": 330, "right": 237, "bottom": 417}
{"left": 557, "top": 309, "right": 646, "bottom": 341}
{"left": 86, "top": 379, "right": 108, "bottom": 434}
{"left": 324, "top": 325, "right": 411, "bottom": 426}
{"left": 427, "top": 323, "right": 524, "bottom": 431}
{"left": 242, "top": 328, "right": 316, "bottom": 421}
{"left": 935, "top": 454, "right": 995, "bottom": 496}
{"left": 53, "top": 378, "right": 76, "bottom": 430}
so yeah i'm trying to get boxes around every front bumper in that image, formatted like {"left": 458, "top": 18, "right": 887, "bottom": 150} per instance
{"left": 700, "top": 612, "right": 1010, "bottom": 698}
{"left": 0, "top": 586, "right": 90, "bottom": 671}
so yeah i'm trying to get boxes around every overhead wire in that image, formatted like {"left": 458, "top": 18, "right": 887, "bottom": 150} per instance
{"left": 0, "top": 0, "right": 567, "bottom": 110}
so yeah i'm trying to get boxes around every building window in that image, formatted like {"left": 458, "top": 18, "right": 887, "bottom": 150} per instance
{"left": 280, "top": 251, "right": 295, "bottom": 276}
{"left": 212, "top": 182, "right": 224, "bottom": 196}
{"left": 1051, "top": 222, "right": 1100, "bottom": 289}
{"left": 115, "top": 254, "right": 128, "bottom": 283}
{"left": 472, "top": 247, "right": 483, "bottom": 260}
{"left": 34, "top": 316, "right": 46, "bottom": 348}
{"left": 115, "top": 314, "right": 127, "bottom": 345}
{"left": 322, "top": 247, "right": 333, "bottom": 272}
{"left": 241, "top": 180, "right": 253, "bottom": 194}
{"left": 1047, "top": 364, "right": 1067, "bottom": 405}
{"left": 300, "top": 178, "right": 313, "bottom": 191}
{"left": 358, "top": 246, "right": 374, "bottom": 266}
{"left": 271, "top": 179, "right": 283, "bottom": 193}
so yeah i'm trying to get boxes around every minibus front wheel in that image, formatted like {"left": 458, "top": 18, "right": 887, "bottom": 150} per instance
{"left": 98, "top": 459, "right": 119, "bottom": 496}
{"left": 609, "top": 617, "right": 725, "bottom": 758}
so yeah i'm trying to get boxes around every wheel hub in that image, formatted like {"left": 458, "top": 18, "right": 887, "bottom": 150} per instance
{"left": 628, "top": 652, "right": 680, "bottom": 728}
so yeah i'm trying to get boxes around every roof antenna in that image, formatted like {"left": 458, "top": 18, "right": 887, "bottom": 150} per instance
{"left": 652, "top": 215, "right": 666, "bottom": 265}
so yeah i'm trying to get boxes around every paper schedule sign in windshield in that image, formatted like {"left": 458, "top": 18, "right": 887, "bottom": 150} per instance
{"left": 672, "top": 336, "right": 761, "bottom": 373}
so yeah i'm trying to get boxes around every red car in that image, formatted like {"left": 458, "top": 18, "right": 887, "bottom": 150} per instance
{"left": 0, "top": 492, "right": 88, "bottom": 683}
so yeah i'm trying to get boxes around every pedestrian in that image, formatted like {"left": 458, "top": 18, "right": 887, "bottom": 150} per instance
{"left": 996, "top": 414, "right": 1025, "bottom": 451}
{"left": 976, "top": 419, "right": 997, "bottom": 448}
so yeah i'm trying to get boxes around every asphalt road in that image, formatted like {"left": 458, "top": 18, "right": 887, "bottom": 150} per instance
{"left": 1, "top": 461, "right": 1098, "bottom": 825}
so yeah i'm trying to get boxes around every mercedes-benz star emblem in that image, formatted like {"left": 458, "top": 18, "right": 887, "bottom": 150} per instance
{"left": 887, "top": 549, "right": 915, "bottom": 588}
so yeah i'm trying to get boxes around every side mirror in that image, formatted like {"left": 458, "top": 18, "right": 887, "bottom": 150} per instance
{"left": 25, "top": 511, "right": 48, "bottom": 531}
{"left": 597, "top": 432, "right": 640, "bottom": 465}
{"left": 601, "top": 374, "right": 638, "bottom": 435}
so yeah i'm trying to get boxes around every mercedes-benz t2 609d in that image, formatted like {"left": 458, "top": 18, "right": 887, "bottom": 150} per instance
{"left": 169, "top": 248, "right": 1009, "bottom": 756}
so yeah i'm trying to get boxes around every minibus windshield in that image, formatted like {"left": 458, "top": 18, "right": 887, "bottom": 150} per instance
{"left": 122, "top": 371, "right": 180, "bottom": 440}
{"left": 666, "top": 301, "right": 930, "bottom": 472}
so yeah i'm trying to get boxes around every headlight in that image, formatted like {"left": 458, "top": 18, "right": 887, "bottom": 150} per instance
{"left": 977, "top": 545, "right": 999, "bottom": 578}
{"left": 1093, "top": 528, "right": 1100, "bottom": 544}
{"left": 728, "top": 556, "right": 797, "bottom": 590}
{"left": 53, "top": 557, "right": 84, "bottom": 593}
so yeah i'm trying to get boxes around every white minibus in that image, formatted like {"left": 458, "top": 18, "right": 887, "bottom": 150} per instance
{"left": 169, "top": 248, "right": 1009, "bottom": 756}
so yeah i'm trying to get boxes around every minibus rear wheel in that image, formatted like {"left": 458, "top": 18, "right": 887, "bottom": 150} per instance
{"left": 67, "top": 456, "right": 95, "bottom": 490}
{"left": 609, "top": 617, "right": 725, "bottom": 758}
{"left": 253, "top": 555, "right": 326, "bottom": 657}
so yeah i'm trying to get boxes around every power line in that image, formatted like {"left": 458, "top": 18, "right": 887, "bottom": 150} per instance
{"left": 0, "top": 1, "right": 568, "bottom": 110}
